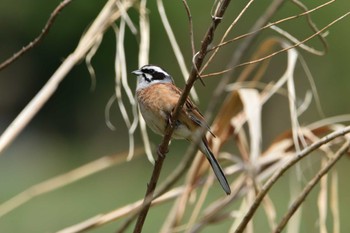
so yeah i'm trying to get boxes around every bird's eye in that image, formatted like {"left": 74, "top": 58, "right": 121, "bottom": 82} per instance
{"left": 142, "top": 68, "right": 153, "bottom": 75}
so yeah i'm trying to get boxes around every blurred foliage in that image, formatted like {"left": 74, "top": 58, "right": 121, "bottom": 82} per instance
{"left": 0, "top": 0, "right": 349, "bottom": 232}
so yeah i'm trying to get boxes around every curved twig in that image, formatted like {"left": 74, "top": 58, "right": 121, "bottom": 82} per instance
{"left": 181, "top": 0, "right": 195, "bottom": 56}
{"left": 207, "top": 0, "right": 335, "bottom": 53}
{"left": 201, "top": 0, "right": 255, "bottom": 74}
{"left": 0, "top": 0, "right": 74, "bottom": 71}
{"left": 234, "top": 125, "right": 350, "bottom": 233}
{"left": 0, "top": 0, "right": 132, "bottom": 155}
{"left": 291, "top": 0, "right": 328, "bottom": 55}
{"left": 131, "top": 1, "right": 233, "bottom": 232}
{"left": 201, "top": 11, "right": 350, "bottom": 78}
{"left": 273, "top": 140, "right": 350, "bottom": 233}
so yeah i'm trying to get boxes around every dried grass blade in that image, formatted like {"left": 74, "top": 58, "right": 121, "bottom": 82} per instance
{"left": 212, "top": 91, "right": 243, "bottom": 141}
{"left": 0, "top": 148, "right": 144, "bottom": 219}
{"left": 262, "top": 194, "right": 277, "bottom": 230}
{"left": 317, "top": 161, "right": 328, "bottom": 233}
{"left": 201, "top": 0, "right": 255, "bottom": 73}
{"left": 105, "top": 94, "right": 118, "bottom": 130}
{"left": 184, "top": 180, "right": 211, "bottom": 233}
{"left": 238, "top": 89, "right": 262, "bottom": 162}
{"left": 57, "top": 186, "right": 184, "bottom": 233}
{"left": 298, "top": 56, "right": 325, "bottom": 117}
{"left": 230, "top": 187, "right": 255, "bottom": 233}
{"left": 281, "top": 41, "right": 305, "bottom": 153}
{"left": 286, "top": 171, "right": 302, "bottom": 233}
{"left": 160, "top": 190, "right": 187, "bottom": 233}
{"left": 157, "top": 0, "right": 198, "bottom": 101}
{"left": 138, "top": 0, "right": 150, "bottom": 66}
{"left": 85, "top": 34, "right": 102, "bottom": 91}
{"left": 115, "top": 0, "right": 137, "bottom": 34}
{"left": 330, "top": 171, "right": 340, "bottom": 233}
{"left": 273, "top": 141, "right": 350, "bottom": 233}
{"left": 188, "top": 176, "right": 246, "bottom": 233}
{"left": 137, "top": 0, "right": 155, "bottom": 164}
{"left": 113, "top": 21, "right": 136, "bottom": 161}
{"left": 270, "top": 25, "right": 324, "bottom": 56}
{"left": 229, "top": 196, "right": 251, "bottom": 233}
{"left": 0, "top": 0, "right": 132, "bottom": 155}
{"left": 234, "top": 126, "right": 350, "bottom": 233}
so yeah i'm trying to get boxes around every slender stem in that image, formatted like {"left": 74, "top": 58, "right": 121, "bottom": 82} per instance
{"left": 202, "top": 0, "right": 286, "bottom": 130}
{"left": 133, "top": 150, "right": 166, "bottom": 233}
{"left": 116, "top": 142, "right": 196, "bottom": 233}
{"left": 273, "top": 140, "right": 350, "bottom": 233}
{"left": 131, "top": 1, "right": 232, "bottom": 232}
{"left": 234, "top": 126, "right": 350, "bottom": 233}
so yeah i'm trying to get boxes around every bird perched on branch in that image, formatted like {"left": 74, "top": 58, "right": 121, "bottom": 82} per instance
{"left": 132, "top": 65, "right": 231, "bottom": 195}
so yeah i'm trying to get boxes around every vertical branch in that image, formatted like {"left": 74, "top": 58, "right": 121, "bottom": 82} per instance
{"left": 131, "top": 0, "right": 232, "bottom": 232}
{"left": 132, "top": 150, "right": 166, "bottom": 233}
{"left": 203, "top": 0, "right": 286, "bottom": 126}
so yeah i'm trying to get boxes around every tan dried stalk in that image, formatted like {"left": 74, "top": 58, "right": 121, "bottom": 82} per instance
{"left": 0, "top": 0, "right": 134, "bottom": 155}
{"left": 1, "top": 1, "right": 349, "bottom": 233}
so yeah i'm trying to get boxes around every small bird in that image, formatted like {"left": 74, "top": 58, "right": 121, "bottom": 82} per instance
{"left": 132, "top": 65, "right": 231, "bottom": 195}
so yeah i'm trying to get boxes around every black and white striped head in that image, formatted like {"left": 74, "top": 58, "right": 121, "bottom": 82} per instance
{"left": 132, "top": 65, "right": 174, "bottom": 90}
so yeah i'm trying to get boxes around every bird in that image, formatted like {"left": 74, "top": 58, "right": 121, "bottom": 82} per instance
{"left": 131, "top": 64, "right": 231, "bottom": 195}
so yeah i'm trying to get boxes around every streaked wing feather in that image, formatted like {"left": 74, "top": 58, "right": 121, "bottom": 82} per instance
{"left": 161, "top": 83, "right": 215, "bottom": 137}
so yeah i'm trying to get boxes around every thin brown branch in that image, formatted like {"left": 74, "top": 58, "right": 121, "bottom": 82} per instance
{"left": 116, "top": 148, "right": 206, "bottom": 233}
{"left": 132, "top": 149, "right": 166, "bottom": 233}
{"left": 0, "top": 0, "right": 74, "bottom": 71}
{"left": 181, "top": 0, "right": 195, "bottom": 56}
{"left": 202, "top": 0, "right": 286, "bottom": 127}
{"left": 234, "top": 125, "right": 350, "bottom": 233}
{"left": 201, "top": 0, "right": 255, "bottom": 74}
{"left": 131, "top": 1, "right": 232, "bottom": 232}
{"left": 0, "top": 0, "right": 133, "bottom": 155}
{"left": 273, "top": 140, "right": 350, "bottom": 233}
{"left": 201, "top": 11, "right": 350, "bottom": 78}
{"left": 291, "top": 0, "right": 328, "bottom": 54}
{"left": 134, "top": 1, "right": 286, "bottom": 231}
{"left": 209, "top": 0, "right": 335, "bottom": 52}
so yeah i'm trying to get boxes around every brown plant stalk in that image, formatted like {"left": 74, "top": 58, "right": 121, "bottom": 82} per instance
{"left": 234, "top": 125, "right": 350, "bottom": 233}
{"left": 130, "top": 0, "right": 292, "bottom": 231}
{"left": 132, "top": 0, "right": 232, "bottom": 232}
{"left": 273, "top": 140, "right": 350, "bottom": 233}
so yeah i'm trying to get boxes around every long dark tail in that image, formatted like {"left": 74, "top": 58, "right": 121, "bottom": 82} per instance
{"left": 200, "top": 140, "right": 231, "bottom": 195}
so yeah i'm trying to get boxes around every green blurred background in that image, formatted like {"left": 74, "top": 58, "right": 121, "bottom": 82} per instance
{"left": 0, "top": 0, "right": 349, "bottom": 232}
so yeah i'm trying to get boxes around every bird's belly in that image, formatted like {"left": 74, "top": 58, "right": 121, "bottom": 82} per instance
{"left": 139, "top": 103, "right": 192, "bottom": 140}
{"left": 139, "top": 104, "right": 166, "bottom": 136}
{"left": 172, "top": 124, "right": 192, "bottom": 139}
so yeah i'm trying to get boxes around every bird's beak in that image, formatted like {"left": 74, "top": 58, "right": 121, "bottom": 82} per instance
{"left": 131, "top": 69, "right": 142, "bottom": 76}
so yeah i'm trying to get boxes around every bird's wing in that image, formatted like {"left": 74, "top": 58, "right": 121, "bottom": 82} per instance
{"left": 161, "top": 83, "right": 215, "bottom": 137}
